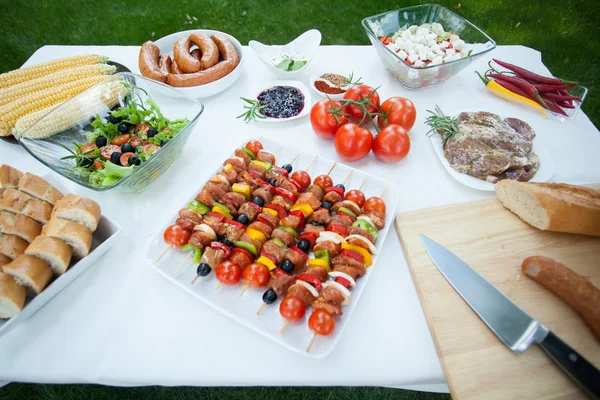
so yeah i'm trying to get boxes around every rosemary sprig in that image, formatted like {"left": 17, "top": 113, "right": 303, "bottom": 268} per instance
{"left": 237, "top": 97, "right": 267, "bottom": 123}
{"left": 344, "top": 72, "right": 363, "bottom": 86}
{"left": 424, "top": 105, "right": 460, "bottom": 145}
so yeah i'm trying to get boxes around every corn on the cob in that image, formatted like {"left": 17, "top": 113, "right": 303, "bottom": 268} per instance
{"left": 15, "top": 79, "right": 130, "bottom": 139}
{"left": 0, "top": 54, "right": 108, "bottom": 89}
{"left": 0, "top": 74, "right": 113, "bottom": 136}
{"left": 0, "top": 64, "right": 117, "bottom": 107}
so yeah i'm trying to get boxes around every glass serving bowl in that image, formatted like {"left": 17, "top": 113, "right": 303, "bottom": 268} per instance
{"left": 15, "top": 73, "right": 204, "bottom": 192}
{"left": 362, "top": 4, "right": 496, "bottom": 89}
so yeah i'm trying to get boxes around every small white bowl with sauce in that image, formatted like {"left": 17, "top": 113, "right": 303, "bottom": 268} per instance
{"left": 249, "top": 29, "right": 321, "bottom": 79}
{"left": 309, "top": 72, "right": 355, "bottom": 100}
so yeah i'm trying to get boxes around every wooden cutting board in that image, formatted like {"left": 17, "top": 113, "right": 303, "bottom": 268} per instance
{"left": 396, "top": 198, "right": 600, "bottom": 400}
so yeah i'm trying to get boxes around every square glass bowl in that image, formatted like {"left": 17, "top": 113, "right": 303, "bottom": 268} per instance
{"left": 15, "top": 73, "right": 204, "bottom": 192}
{"left": 362, "top": 4, "right": 496, "bottom": 89}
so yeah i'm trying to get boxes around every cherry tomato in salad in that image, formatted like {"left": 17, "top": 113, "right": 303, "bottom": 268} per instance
{"left": 334, "top": 123, "right": 373, "bottom": 162}
{"left": 242, "top": 263, "right": 270, "bottom": 288}
{"left": 245, "top": 140, "right": 263, "bottom": 156}
{"left": 120, "top": 152, "right": 136, "bottom": 167}
{"left": 343, "top": 85, "right": 380, "bottom": 122}
{"left": 279, "top": 295, "right": 306, "bottom": 322}
{"left": 310, "top": 99, "right": 348, "bottom": 140}
{"left": 77, "top": 142, "right": 97, "bottom": 155}
{"left": 93, "top": 159, "right": 104, "bottom": 171}
{"left": 308, "top": 309, "right": 336, "bottom": 336}
{"left": 291, "top": 170, "right": 311, "bottom": 190}
{"left": 364, "top": 197, "right": 386, "bottom": 214}
{"left": 344, "top": 190, "right": 365, "bottom": 208}
{"left": 142, "top": 144, "right": 161, "bottom": 155}
{"left": 377, "top": 97, "right": 417, "bottom": 131}
{"left": 100, "top": 145, "right": 121, "bottom": 160}
{"left": 215, "top": 261, "right": 242, "bottom": 286}
{"left": 372, "top": 124, "right": 411, "bottom": 163}
{"left": 163, "top": 225, "right": 191, "bottom": 248}
{"left": 110, "top": 134, "right": 130, "bottom": 146}
{"left": 313, "top": 175, "right": 333, "bottom": 190}
{"left": 129, "top": 136, "right": 143, "bottom": 147}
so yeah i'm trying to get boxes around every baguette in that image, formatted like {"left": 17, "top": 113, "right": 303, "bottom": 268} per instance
{"left": 1, "top": 188, "right": 53, "bottom": 224}
{"left": 17, "top": 172, "right": 63, "bottom": 206}
{"left": 0, "top": 253, "right": 10, "bottom": 268}
{"left": 0, "top": 271, "right": 26, "bottom": 318}
{"left": 0, "top": 210, "right": 42, "bottom": 242}
{"left": 43, "top": 217, "right": 92, "bottom": 258}
{"left": 52, "top": 194, "right": 100, "bottom": 232}
{"left": 495, "top": 181, "right": 600, "bottom": 237}
{"left": 522, "top": 256, "right": 600, "bottom": 340}
{"left": 2, "top": 255, "right": 53, "bottom": 297}
{"left": 25, "top": 236, "right": 72, "bottom": 275}
{"left": 0, "top": 165, "right": 23, "bottom": 189}
{"left": 0, "top": 233, "right": 29, "bottom": 260}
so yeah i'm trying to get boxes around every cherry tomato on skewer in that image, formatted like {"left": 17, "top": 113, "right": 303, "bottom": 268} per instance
{"left": 364, "top": 197, "right": 386, "bottom": 214}
{"left": 279, "top": 296, "right": 306, "bottom": 322}
{"left": 344, "top": 190, "right": 365, "bottom": 209}
{"left": 314, "top": 175, "right": 333, "bottom": 191}
{"left": 215, "top": 261, "right": 242, "bottom": 286}
{"left": 291, "top": 170, "right": 311, "bottom": 190}
{"left": 242, "top": 263, "right": 270, "bottom": 288}
{"left": 163, "top": 225, "right": 191, "bottom": 248}
{"left": 245, "top": 140, "right": 263, "bottom": 156}
{"left": 308, "top": 309, "right": 336, "bottom": 336}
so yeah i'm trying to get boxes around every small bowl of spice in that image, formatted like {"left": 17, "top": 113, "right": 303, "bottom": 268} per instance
{"left": 310, "top": 72, "right": 361, "bottom": 99}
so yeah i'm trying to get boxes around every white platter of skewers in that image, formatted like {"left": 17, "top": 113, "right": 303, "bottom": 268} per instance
{"left": 145, "top": 137, "right": 398, "bottom": 357}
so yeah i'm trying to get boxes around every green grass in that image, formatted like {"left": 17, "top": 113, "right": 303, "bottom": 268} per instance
{"left": 0, "top": 0, "right": 597, "bottom": 398}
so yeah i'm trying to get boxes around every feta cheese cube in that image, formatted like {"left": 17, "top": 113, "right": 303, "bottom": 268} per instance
{"left": 395, "top": 37, "right": 405, "bottom": 47}
{"left": 453, "top": 39, "right": 465, "bottom": 50}
{"left": 449, "top": 34, "right": 459, "bottom": 44}
{"left": 427, "top": 52, "right": 436, "bottom": 61}
{"left": 443, "top": 54, "right": 457, "bottom": 63}
{"left": 413, "top": 59, "right": 425, "bottom": 68}
{"left": 425, "top": 32, "right": 437, "bottom": 42}
{"left": 397, "top": 50, "right": 408, "bottom": 60}
{"left": 416, "top": 27, "right": 428, "bottom": 36}
{"left": 445, "top": 48, "right": 456, "bottom": 56}
{"left": 402, "top": 30, "right": 412, "bottom": 40}
{"left": 408, "top": 54, "right": 418, "bottom": 63}
{"left": 439, "top": 41, "right": 450, "bottom": 49}
{"left": 432, "top": 56, "right": 444, "bottom": 65}
{"left": 431, "top": 22, "right": 444, "bottom": 34}
{"left": 419, "top": 53, "right": 428, "bottom": 61}
{"left": 436, "top": 48, "right": 445, "bottom": 56}
{"left": 409, "top": 25, "right": 418, "bottom": 33}
{"left": 414, "top": 43, "right": 424, "bottom": 51}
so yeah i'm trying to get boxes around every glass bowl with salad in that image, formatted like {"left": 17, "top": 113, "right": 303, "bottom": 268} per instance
{"left": 15, "top": 73, "right": 203, "bottom": 192}
{"left": 362, "top": 4, "right": 496, "bottom": 89}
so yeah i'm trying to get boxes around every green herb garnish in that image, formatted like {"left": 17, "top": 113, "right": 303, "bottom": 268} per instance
{"left": 425, "top": 106, "right": 460, "bottom": 146}
{"left": 237, "top": 97, "right": 267, "bottom": 123}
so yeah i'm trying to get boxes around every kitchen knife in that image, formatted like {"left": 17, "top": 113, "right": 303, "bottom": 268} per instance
{"left": 419, "top": 234, "right": 600, "bottom": 399}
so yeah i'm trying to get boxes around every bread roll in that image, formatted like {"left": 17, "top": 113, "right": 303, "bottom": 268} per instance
{"left": 495, "top": 181, "right": 600, "bottom": 237}
{"left": 0, "top": 210, "right": 42, "bottom": 243}
{"left": 0, "top": 165, "right": 23, "bottom": 189}
{"left": 1, "top": 188, "right": 53, "bottom": 224}
{"left": 2, "top": 255, "right": 53, "bottom": 297}
{"left": 17, "top": 173, "right": 63, "bottom": 206}
{"left": 0, "top": 271, "right": 26, "bottom": 318}
{"left": 43, "top": 217, "right": 92, "bottom": 258}
{"left": 25, "top": 236, "right": 72, "bottom": 276}
{"left": 0, "top": 233, "right": 29, "bottom": 260}
{"left": 52, "top": 194, "right": 101, "bottom": 232}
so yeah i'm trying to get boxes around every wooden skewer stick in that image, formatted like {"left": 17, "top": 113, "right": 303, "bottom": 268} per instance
{"left": 359, "top": 177, "right": 368, "bottom": 192}
{"left": 156, "top": 245, "right": 171, "bottom": 263}
{"left": 258, "top": 135, "right": 263, "bottom": 142}
{"left": 191, "top": 274, "right": 201, "bottom": 285}
{"left": 380, "top": 186, "right": 387, "bottom": 198}
{"left": 215, "top": 282, "right": 222, "bottom": 291}
{"left": 326, "top": 161, "right": 337, "bottom": 176}
{"left": 274, "top": 147, "right": 282, "bottom": 154}
{"left": 239, "top": 283, "right": 250, "bottom": 297}
{"left": 305, "top": 155, "right": 319, "bottom": 172}
{"left": 257, "top": 302, "right": 267, "bottom": 315}
{"left": 306, "top": 333, "right": 318, "bottom": 352}
{"left": 288, "top": 154, "right": 299, "bottom": 165}
{"left": 280, "top": 321, "right": 289, "bottom": 334}
{"left": 343, "top": 170, "right": 353, "bottom": 185}
{"left": 173, "top": 252, "right": 192, "bottom": 275}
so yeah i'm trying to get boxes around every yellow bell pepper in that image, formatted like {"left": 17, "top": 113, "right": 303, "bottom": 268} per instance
{"left": 232, "top": 183, "right": 251, "bottom": 200}
{"left": 223, "top": 163, "right": 234, "bottom": 172}
{"left": 250, "top": 160, "right": 268, "bottom": 170}
{"left": 290, "top": 203, "right": 313, "bottom": 218}
{"left": 211, "top": 206, "right": 232, "bottom": 220}
{"left": 262, "top": 207, "right": 278, "bottom": 217}
{"left": 342, "top": 242, "right": 372, "bottom": 267}
{"left": 307, "top": 258, "right": 331, "bottom": 272}
{"left": 246, "top": 227, "right": 267, "bottom": 243}
{"left": 257, "top": 255, "right": 277, "bottom": 271}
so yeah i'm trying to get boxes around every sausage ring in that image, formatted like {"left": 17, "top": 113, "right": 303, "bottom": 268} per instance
{"left": 189, "top": 33, "right": 220, "bottom": 70}
{"left": 173, "top": 38, "right": 201, "bottom": 73}
{"left": 158, "top": 54, "right": 172, "bottom": 76}
{"left": 138, "top": 41, "right": 168, "bottom": 83}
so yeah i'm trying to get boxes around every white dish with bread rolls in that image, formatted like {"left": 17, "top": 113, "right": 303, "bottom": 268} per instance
{"left": 0, "top": 165, "right": 121, "bottom": 334}
{"left": 149, "top": 29, "right": 244, "bottom": 98}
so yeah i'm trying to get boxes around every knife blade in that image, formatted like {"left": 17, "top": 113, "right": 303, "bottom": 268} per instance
{"left": 420, "top": 234, "right": 600, "bottom": 399}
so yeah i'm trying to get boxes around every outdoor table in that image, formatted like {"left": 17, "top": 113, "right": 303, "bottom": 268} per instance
{"left": 0, "top": 44, "right": 598, "bottom": 391}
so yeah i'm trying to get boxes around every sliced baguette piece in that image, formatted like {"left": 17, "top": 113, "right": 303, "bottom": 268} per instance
{"left": 52, "top": 194, "right": 101, "bottom": 232}
{"left": 0, "top": 271, "right": 26, "bottom": 318}
{"left": 25, "top": 236, "right": 72, "bottom": 275}
{"left": 0, "top": 233, "right": 29, "bottom": 260}
{"left": 1, "top": 188, "right": 53, "bottom": 224}
{"left": 0, "top": 165, "right": 23, "bottom": 189}
{"left": 0, "top": 254, "right": 10, "bottom": 268}
{"left": 2, "top": 255, "right": 53, "bottom": 297}
{"left": 43, "top": 217, "right": 92, "bottom": 258}
{"left": 17, "top": 172, "right": 63, "bottom": 206}
{"left": 0, "top": 210, "right": 42, "bottom": 242}
{"left": 495, "top": 180, "right": 600, "bottom": 237}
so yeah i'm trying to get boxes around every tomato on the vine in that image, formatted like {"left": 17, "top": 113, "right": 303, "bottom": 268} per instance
{"left": 291, "top": 170, "right": 311, "bottom": 189}
{"left": 364, "top": 197, "right": 386, "bottom": 214}
{"left": 334, "top": 123, "right": 373, "bottom": 162}
{"left": 377, "top": 97, "right": 416, "bottom": 131}
{"left": 308, "top": 309, "right": 336, "bottom": 336}
{"left": 310, "top": 99, "right": 348, "bottom": 140}
{"left": 372, "top": 124, "right": 411, "bottom": 163}
{"left": 215, "top": 261, "right": 242, "bottom": 286}
{"left": 279, "top": 295, "right": 306, "bottom": 322}
{"left": 245, "top": 140, "right": 263, "bottom": 156}
{"left": 343, "top": 85, "right": 380, "bottom": 122}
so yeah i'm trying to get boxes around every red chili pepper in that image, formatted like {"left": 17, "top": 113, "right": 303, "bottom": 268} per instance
{"left": 342, "top": 248, "right": 364, "bottom": 263}
{"left": 493, "top": 78, "right": 530, "bottom": 98}
{"left": 211, "top": 241, "right": 231, "bottom": 259}
{"left": 257, "top": 214, "right": 275, "bottom": 229}
{"left": 291, "top": 245, "right": 309, "bottom": 261}
{"left": 224, "top": 219, "right": 245, "bottom": 230}
{"left": 289, "top": 209, "right": 305, "bottom": 230}
{"left": 486, "top": 73, "right": 549, "bottom": 109}
{"left": 275, "top": 187, "right": 297, "bottom": 203}
{"left": 492, "top": 59, "right": 572, "bottom": 85}
{"left": 555, "top": 100, "right": 575, "bottom": 109}
{"left": 273, "top": 166, "right": 289, "bottom": 177}
{"left": 297, "top": 231, "right": 318, "bottom": 249}
{"left": 296, "top": 273, "right": 322, "bottom": 292}
{"left": 539, "top": 92, "right": 582, "bottom": 102}
{"left": 289, "top": 178, "right": 303, "bottom": 192}
{"left": 533, "top": 83, "right": 576, "bottom": 93}
{"left": 232, "top": 247, "right": 253, "bottom": 261}
{"left": 328, "top": 223, "right": 348, "bottom": 237}
{"left": 207, "top": 212, "right": 225, "bottom": 223}
{"left": 335, "top": 277, "right": 351, "bottom": 288}
{"left": 246, "top": 201, "right": 262, "bottom": 213}
{"left": 265, "top": 203, "right": 287, "bottom": 219}
{"left": 542, "top": 99, "right": 568, "bottom": 116}
{"left": 325, "top": 186, "right": 344, "bottom": 197}
{"left": 261, "top": 251, "right": 277, "bottom": 265}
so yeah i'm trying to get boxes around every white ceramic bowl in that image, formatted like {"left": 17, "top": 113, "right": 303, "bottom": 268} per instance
{"left": 247, "top": 80, "right": 311, "bottom": 122}
{"left": 154, "top": 29, "right": 244, "bottom": 98}
{"left": 309, "top": 71, "right": 354, "bottom": 100}
{"left": 249, "top": 29, "right": 321, "bottom": 79}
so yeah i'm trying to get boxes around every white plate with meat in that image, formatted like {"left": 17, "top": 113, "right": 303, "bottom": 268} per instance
{"left": 146, "top": 137, "right": 398, "bottom": 357}
{"left": 427, "top": 109, "right": 554, "bottom": 191}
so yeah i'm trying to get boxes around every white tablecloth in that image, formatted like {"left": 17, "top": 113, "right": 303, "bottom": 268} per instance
{"left": 0, "top": 45, "right": 598, "bottom": 391}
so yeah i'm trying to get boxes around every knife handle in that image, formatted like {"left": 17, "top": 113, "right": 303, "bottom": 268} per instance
{"left": 539, "top": 331, "right": 600, "bottom": 399}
